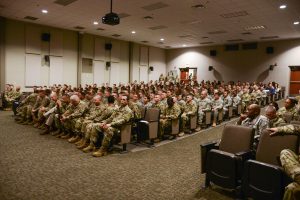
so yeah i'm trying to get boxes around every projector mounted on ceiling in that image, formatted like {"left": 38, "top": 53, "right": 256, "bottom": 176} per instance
{"left": 102, "top": 0, "right": 120, "bottom": 26}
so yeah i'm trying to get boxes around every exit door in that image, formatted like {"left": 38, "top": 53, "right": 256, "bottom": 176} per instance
{"left": 289, "top": 66, "right": 300, "bottom": 95}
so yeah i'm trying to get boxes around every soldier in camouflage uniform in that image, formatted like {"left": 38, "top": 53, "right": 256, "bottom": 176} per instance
{"left": 32, "top": 90, "right": 50, "bottom": 126}
{"left": 77, "top": 95, "right": 118, "bottom": 151}
{"left": 179, "top": 94, "right": 197, "bottom": 136}
{"left": 265, "top": 105, "right": 286, "bottom": 128}
{"left": 18, "top": 89, "right": 39, "bottom": 124}
{"left": 232, "top": 90, "right": 241, "bottom": 113}
{"left": 222, "top": 90, "right": 232, "bottom": 117}
{"left": 237, "top": 104, "right": 269, "bottom": 138}
{"left": 159, "top": 97, "right": 181, "bottom": 140}
{"left": 68, "top": 95, "right": 105, "bottom": 144}
{"left": 53, "top": 94, "right": 70, "bottom": 136}
{"left": 211, "top": 92, "right": 224, "bottom": 127}
{"left": 92, "top": 95, "right": 133, "bottom": 157}
{"left": 197, "top": 90, "right": 211, "bottom": 131}
{"left": 152, "top": 94, "right": 166, "bottom": 112}
{"left": 277, "top": 98, "right": 298, "bottom": 122}
{"left": 241, "top": 88, "right": 251, "bottom": 111}
{"left": 269, "top": 125, "right": 300, "bottom": 200}
{"left": 58, "top": 95, "right": 87, "bottom": 139}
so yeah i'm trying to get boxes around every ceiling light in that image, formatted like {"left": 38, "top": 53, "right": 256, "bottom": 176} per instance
{"left": 41, "top": 9, "right": 48, "bottom": 14}
{"left": 279, "top": 5, "right": 287, "bottom": 9}
{"left": 93, "top": 21, "right": 99, "bottom": 25}
{"left": 183, "top": 44, "right": 187, "bottom": 47}
{"left": 131, "top": 31, "right": 136, "bottom": 34}
{"left": 160, "top": 38, "right": 164, "bottom": 41}
{"left": 294, "top": 21, "right": 300, "bottom": 25}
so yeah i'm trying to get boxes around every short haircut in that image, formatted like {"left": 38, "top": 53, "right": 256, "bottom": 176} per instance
{"left": 107, "top": 95, "right": 115, "bottom": 104}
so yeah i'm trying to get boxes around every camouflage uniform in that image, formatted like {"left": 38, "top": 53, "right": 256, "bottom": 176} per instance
{"left": 241, "top": 92, "right": 251, "bottom": 109}
{"left": 181, "top": 100, "right": 197, "bottom": 131}
{"left": 159, "top": 103, "right": 181, "bottom": 138}
{"left": 232, "top": 95, "right": 241, "bottom": 109}
{"left": 129, "top": 101, "right": 142, "bottom": 120}
{"left": 62, "top": 102, "right": 86, "bottom": 133}
{"left": 268, "top": 116, "right": 285, "bottom": 128}
{"left": 240, "top": 115, "right": 269, "bottom": 136}
{"left": 277, "top": 106, "right": 298, "bottom": 122}
{"left": 223, "top": 95, "right": 232, "bottom": 115}
{"left": 211, "top": 98, "right": 224, "bottom": 123}
{"left": 276, "top": 125, "right": 300, "bottom": 200}
{"left": 54, "top": 101, "right": 69, "bottom": 130}
{"left": 97, "top": 105, "right": 133, "bottom": 151}
{"left": 198, "top": 98, "right": 211, "bottom": 124}
{"left": 19, "top": 93, "right": 38, "bottom": 121}
{"left": 37, "top": 99, "right": 55, "bottom": 122}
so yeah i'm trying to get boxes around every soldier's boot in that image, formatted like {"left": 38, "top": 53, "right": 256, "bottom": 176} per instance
{"left": 21, "top": 119, "right": 31, "bottom": 125}
{"left": 212, "top": 120, "right": 217, "bottom": 127}
{"left": 28, "top": 120, "right": 35, "bottom": 125}
{"left": 75, "top": 137, "right": 85, "bottom": 146}
{"left": 92, "top": 147, "right": 108, "bottom": 157}
{"left": 40, "top": 125, "right": 50, "bottom": 135}
{"left": 82, "top": 143, "right": 95, "bottom": 153}
{"left": 178, "top": 131, "right": 185, "bottom": 137}
{"left": 56, "top": 132, "right": 66, "bottom": 138}
{"left": 61, "top": 133, "right": 72, "bottom": 139}
{"left": 38, "top": 124, "right": 46, "bottom": 130}
{"left": 33, "top": 122, "right": 40, "bottom": 128}
{"left": 195, "top": 126, "right": 202, "bottom": 132}
{"left": 68, "top": 135, "right": 80, "bottom": 143}
{"left": 51, "top": 129, "right": 61, "bottom": 136}
{"left": 77, "top": 140, "right": 89, "bottom": 150}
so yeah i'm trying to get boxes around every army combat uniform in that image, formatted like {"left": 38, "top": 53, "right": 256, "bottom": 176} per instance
{"left": 181, "top": 100, "right": 197, "bottom": 132}
{"left": 159, "top": 103, "right": 181, "bottom": 139}
{"left": 198, "top": 98, "right": 211, "bottom": 125}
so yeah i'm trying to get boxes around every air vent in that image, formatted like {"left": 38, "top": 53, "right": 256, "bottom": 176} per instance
{"left": 141, "top": 41, "right": 149, "bottom": 43}
{"left": 143, "top": 16, "right": 153, "bottom": 20}
{"left": 118, "top": 13, "right": 130, "bottom": 18}
{"left": 225, "top": 44, "right": 239, "bottom": 51}
{"left": 24, "top": 16, "right": 38, "bottom": 20}
{"left": 244, "top": 25, "right": 266, "bottom": 31}
{"left": 192, "top": 4, "right": 205, "bottom": 9}
{"left": 112, "top": 34, "right": 121, "bottom": 37}
{"left": 227, "top": 39, "right": 244, "bottom": 42}
{"left": 208, "top": 30, "right": 227, "bottom": 34}
{"left": 242, "top": 43, "right": 257, "bottom": 50}
{"left": 200, "top": 42, "right": 214, "bottom": 45}
{"left": 260, "top": 36, "right": 279, "bottom": 40}
{"left": 157, "top": 42, "right": 164, "bottom": 44}
{"left": 241, "top": 32, "right": 252, "bottom": 35}
{"left": 202, "top": 36, "right": 209, "bottom": 39}
{"left": 220, "top": 11, "right": 249, "bottom": 18}
{"left": 74, "top": 26, "right": 85, "bottom": 30}
{"left": 96, "top": 28, "right": 105, "bottom": 31}
{"left": 178, "top": 35, "right": 192, "bottom": 38}
{"left": 54, "top": 0, "right": 78, "bottom": 6}
{"left": 149, "top": 25, "right": 167, "bottom": 30}
{"left": 142, "top": 2, "right": 169, "bottom": 11}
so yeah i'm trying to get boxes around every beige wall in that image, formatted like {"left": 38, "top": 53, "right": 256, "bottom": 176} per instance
{"left": 2, "top": 19, "right": 167, "bottom": 90}
{"left": 167, "top": 39, "right": 300, "bottom": 95}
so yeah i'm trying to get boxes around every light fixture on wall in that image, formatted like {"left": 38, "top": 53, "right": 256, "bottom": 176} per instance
{"left": 269, "top": 63, "right": 277, "bottom": 71}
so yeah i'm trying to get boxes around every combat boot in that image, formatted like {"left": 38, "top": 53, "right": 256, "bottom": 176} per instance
{"left": 51, "top": 129, "right": 61, "bottom": 136}
{"left": 61, "top": 133, "right": 72, "bottom": 139}
{"left": 77, "top": 140, "right": 89, "bottom": 150}
{"left": 92, "top": 147, "right": 108, "bottom": 157}
{"left": 68, "top": 135, "right": 80, "bottom": 143}
{"left": 75, "top": 138, "right": 85, "bottom": 146}
{"left": 56, "top": 132, "right": 66, "bottom": 138}
{"left": 82, "top": 143, "right": 95, "bottom": 153}
{"left": 33, "top": 123, "right": 40, "bottom": 128}
{"left": 178, "top": 131, "right": 185, "bottom": 137}
{"left": 40, "top": 127, "right": 50, "bottom": 135}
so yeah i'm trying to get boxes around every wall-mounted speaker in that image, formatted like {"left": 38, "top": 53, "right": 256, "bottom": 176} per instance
{"left": 210, "top": 50, "right": 217, "bottom": 56}
{"left": 41, "top": 33, "right": 51, "bottom": 42}
{"left": 44, "top": 55, "right": 50, "bottom": 62}
{"left": 105, "top": 43, "right": 112, "bottom": 50}
{"left": 269, "top": 65, "right": 274, "bottom": 71}
{"left": 208, "top": 66, "right": 214, "bottom": 71}
{"left": 266, "top": 46, "right": 274, "bottom": 54}
{"left": 106, "top": 61, "right": 111, "bottom": 67}
{"left": 149, "top": 66, "right": 154, "bottom": 71}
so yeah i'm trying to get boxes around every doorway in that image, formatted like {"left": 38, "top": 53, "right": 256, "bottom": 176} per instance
{"left": 289, "top": 66, "right": 300, "bottom": 96}
{"left": 180, "top": 68, "right": 197, "bottom": 83}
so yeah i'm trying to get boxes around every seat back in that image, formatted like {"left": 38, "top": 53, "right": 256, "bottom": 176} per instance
{"left": 237, "top": 104, "right": 242, "bottom": 115}
{"left": 140, "top": 106, "right": 146, "bottom": 119}
{"left": 144, "top": 108, "right": 160, "bottom": 122}
{"left": 190, "top": 115, "right": 197, "bottom": 129}
{"left": 228, "top": 106, "right": 233, "bottom": 118}
{"left": 171, "top": 118, "right": 180, "bottom": 135}
{"left": 120, "top": 124, "right": 132, "bottom": 144}
{"left": 219, "top": 125, "right": 254, "bottom": 154}
{"left": 205, "top": 110, "right": 212, "bottom": 125}
{"left": 256, "top": 130, "right": 299, "bottom": 166}
{"left": 218, "top": 108, "right": 223, "bottom": 122}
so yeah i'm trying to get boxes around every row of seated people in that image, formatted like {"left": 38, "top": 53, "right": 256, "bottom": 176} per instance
{"left": 201, "top": 98, "right": 300, "bottom": 200}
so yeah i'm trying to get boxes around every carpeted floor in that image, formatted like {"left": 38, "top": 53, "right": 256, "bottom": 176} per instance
{"left": 0, "top": 111, "right": 249, "bottom": 200}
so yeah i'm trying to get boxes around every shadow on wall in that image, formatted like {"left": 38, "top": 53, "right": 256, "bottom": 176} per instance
{"left": 256, "top": 69, "right": 270, "bottom": 82}
{"left": 213, "top": 69, "right": 223, "bottom": 81}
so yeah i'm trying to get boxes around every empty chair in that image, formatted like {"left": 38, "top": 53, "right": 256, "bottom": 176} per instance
{"left": 200, "top": 125, "right": 254, "bottom": 193}
{"left": 137, "top": 108, "right": 160, "bottom": 145}
{"left": 190, "top": 114, "right": 197, "bottom": 130}
{"left": 120, "top": 123, "right": 132, "bottom": 152}
{"left": 205, "top": 110, "right": 212, "bottom": 127}
{"left": 242, "top": 130, "right": 299, "bottom": 200}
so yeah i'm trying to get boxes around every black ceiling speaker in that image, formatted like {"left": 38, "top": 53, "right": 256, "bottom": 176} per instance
{"left": 208, "top": 66, "right": 214, "bottom": 71}
{"left": 266, "top": 46, "right": 274, "bottom": 54}
{"left": 105, "top": 43, "right": 112, "bottom": 50}
{"left": 106, "top": 61, "right": 111, "bottom": 67}
{"left": 269, "top": 65, "right": 274, "bottom": 71}
{"left": 102, "top": 0, "right": 120, "bottom": 26}
{"left": 41, "top": 33, "right": 50, "bottom": 42}
{"left": 210, "top": 50, "right": 217, "bottom": 56}
{"left": 44, "top": 55, "right": 50, "bottom": 62}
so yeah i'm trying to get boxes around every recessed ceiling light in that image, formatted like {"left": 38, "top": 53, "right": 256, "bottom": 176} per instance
{"left": 279, "top": 5, "right": 287, "bottom": 9}
{"left": 93, "top": 21, "right": 98, "bottom": 25}
{"left": 160, "top": 38, "right": 164, "bottom": 41}
{"left": 131, "top": 31, "right": 136, "bottom": 34}
{"left": 183, "top": 44, "right": 187, "bottom": 47}
{"left": 41, "top": 9, "right": 48, "bottom": 14}
{"left": 294, "top": 21, "right": 300, "bottom": 25}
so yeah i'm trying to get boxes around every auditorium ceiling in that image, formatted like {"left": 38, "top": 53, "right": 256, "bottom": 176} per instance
{"left": 0, "top": 0, "right": 300, "bottom": 48}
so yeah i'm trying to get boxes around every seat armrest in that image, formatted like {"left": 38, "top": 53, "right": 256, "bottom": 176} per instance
{"left": 201, "top": 141, "right": 219, "bottom": 149}
{"left": 200, "top": 141, "right": 219, "bottom": 174}
{"left": 236, "top": 150, "right": 255, "bottom": 161}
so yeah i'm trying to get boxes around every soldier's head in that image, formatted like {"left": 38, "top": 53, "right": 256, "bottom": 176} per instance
{"left": 107, "top": 95, "right": 115, "bottom": 104}
{"left": 70, "top": 95, "right": 80, "bottom": 106}
{"left": 246, "top": 104, "right": 260, "bottom": 119}
{"left": 200, "top": 90, "right": 207, "bottom": 99}
{"left": 143, "top": 96, "right": 150, "bottom": 104}
{"left": 16, "top": 86, "right": 21, "bottom": 91}
{"left": 39, "top": 90, "right": 46, "bottom": 97}
{"left": 285, "top": 97, "right": 297, "bottom": 109}
{"left": 50, "top": 92, "right": 58, "bottom": 101}
{"left": 265, "top": 105, "right": 277, "bottom": 120}
{"left": 154, "top": 94, "right": 161, "bottom": 103}
{"left": 269, "top": 102, "right": 279, "bottom": 111}
{"left": 93, "top": 95, "right": 101, "bottom": 106}
{"left": 120, "top": 95, "right": 129, "bottom": 106}
{"left": 61, "top": 94, "right": 70, "bottom": 104}
{"left": 161, "top": 91, "right": 167, "bottom": 100}
{"left": 167, "top": 97, "right": 174, "bottom": 107}
{"left": 132, "top": 93, "right": 139, "bottom": 102}
{"left": 166, "top": 90, "right": 172, "bottom": 97}
{"left": 186, "top": 94, "right": 193, "bottom": 103}
{"left": 214, "top": 92, "right": 220, "bottom": 100}
{"left": 223, "top": 90, "right": 228, "bottom": 97}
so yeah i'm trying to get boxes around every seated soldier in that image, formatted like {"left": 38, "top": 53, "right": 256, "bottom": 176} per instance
{"left": 52, "top": 94, "right": 70, "bottom": 136}
{"left": 179, "top": 94, "right": 197, "bottom": 136}
{"left": 222, "top": 90, "right": 232, "bottom": 117}
{"left": 92, "top": 95, "right": 133, "bottom": 157}
{"left": 17, "top": 88, "right": 39, "bottom": 124}
{"left": 32, "top": 90, "right": 50, "bottom": 127}
{"left": 265, "top": 105, "right": 285, "bottom": 128}
{"left": 277, "top": 97, "right": 298, "bottom": 122}
{"left": 196, "top": 90, "right": 211, "bottom": 131}
{"left": 232, "top": 90, "right": 241, "bottom": 114}
{"left": 211, "top": 92, "right": 223, "bottom": 127}
{"left": 159, "top": 97, "right": 181, "bottom": 141}
{"left": 268, "top": 125, "right": 300, "bottom": 200}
